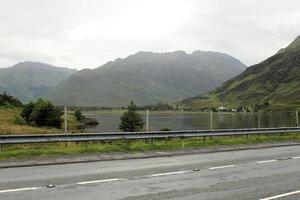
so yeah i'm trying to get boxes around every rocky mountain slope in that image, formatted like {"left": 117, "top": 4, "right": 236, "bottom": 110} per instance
{"left": 46, "top": 51, "right": 246, "bottom": 106}
{"left": 182, "top": 36, "right": 300, "bottom": 110}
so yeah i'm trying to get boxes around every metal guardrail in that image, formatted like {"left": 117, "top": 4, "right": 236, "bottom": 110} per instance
{"left": 0, "top": 127, "right": 300, "bottom": 145}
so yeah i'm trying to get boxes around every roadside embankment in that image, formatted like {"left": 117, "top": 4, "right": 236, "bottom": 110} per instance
{"left": 0, "top": 133, "right": 299, "bottom": 167}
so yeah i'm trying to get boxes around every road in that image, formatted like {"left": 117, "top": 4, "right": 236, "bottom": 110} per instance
{"left": 0, "top": 145, "right": 300, "bottom": 200}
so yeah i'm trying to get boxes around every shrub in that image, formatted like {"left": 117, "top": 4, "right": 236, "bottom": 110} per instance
{"left": 21, "top": 102, "right": 35, "bottom": 123}
{"left": 14, "top": 115, "right": 26, "bottom": 125}
{"left": 160, "top": 128, "right": 171, "bottom": 131}
{"left": 74, "top": 109, "right": 84, "bottom": 121}
{"left": 21, "top": 99, "right": 62, "bottom": 129}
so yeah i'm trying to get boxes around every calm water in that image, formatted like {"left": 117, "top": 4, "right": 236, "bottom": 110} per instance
{"left": 84, "top": 111, "right": 298, "bottom": 133}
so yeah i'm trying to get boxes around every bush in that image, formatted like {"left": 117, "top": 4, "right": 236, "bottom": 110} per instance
{"left": 14, "top": 115, "right": 26, "bottom": 125}
{"left": 21, "top": 102, "right": 35, "bottom": 122}
{"left": 160, "top": 128, "right": 171, "bottom": 131}
{"left": 119, "top": 101, "right": 144, "bottom": 132}
{"left": 21, "top": 99, "right": 62, "bottom": 129}
{"left": 74, "top": 109, "right": 84, "bottom": 121}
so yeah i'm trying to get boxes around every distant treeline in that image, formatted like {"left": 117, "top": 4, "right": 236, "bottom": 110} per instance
{"left": 0, "top": 92, "right": 22, "bottom": 107}
{"left": 137, "top": 103, "right": 175, "bottom": 111}
{"left": 68, "top": 103, "right": 176, "bottom": 111}
{"left": 186, "top": 101, "right": 272, "bottom": 113}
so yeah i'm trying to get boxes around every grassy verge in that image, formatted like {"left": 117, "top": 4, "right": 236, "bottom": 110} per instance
{"left": 0, "top": 107, "right": 59, "bottom": 135}
{"left": 1, "top": 133, "right": 299, "bottom": 160}
{"left": 0, "top": 107, "right": 82, "bottom": 135}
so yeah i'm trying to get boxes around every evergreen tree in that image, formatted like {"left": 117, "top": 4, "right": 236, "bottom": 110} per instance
{"left": 119, "top": 101, "right": 144, "bottom": 132}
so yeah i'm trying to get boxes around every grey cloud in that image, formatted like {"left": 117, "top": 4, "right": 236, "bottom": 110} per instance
{"left": 0, "top": 0, "right": 299, "bottom": 69}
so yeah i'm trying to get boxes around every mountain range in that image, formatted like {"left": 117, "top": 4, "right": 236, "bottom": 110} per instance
{"left": 0, "top": 62, "right": 76, "bottom": 102}
{"left": 182, "top": 35, "right": 300, "bottom": 110}
{"left": 45, "top": 51, "right": 246, "bottom": 106}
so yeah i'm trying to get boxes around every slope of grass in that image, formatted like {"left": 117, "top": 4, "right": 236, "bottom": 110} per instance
{"left": 0, "top": 107, "right": 59, "bottom": 135}
{"left": 0, "top": 107, "right": 81, "bottom": 135}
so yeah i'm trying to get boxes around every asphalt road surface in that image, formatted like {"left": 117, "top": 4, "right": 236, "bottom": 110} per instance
{"left": 0, "top": 145, "right": 300, "bottom": 200}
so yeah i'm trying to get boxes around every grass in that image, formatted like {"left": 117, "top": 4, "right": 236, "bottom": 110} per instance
{"left": 0, "top": 107, "right": 59, "bottom": 135}
{"left": 1, "top": 133, "right": 299, "bottom": 160}
{"left": 0, "top": 107, "right": 81, "bottom": 135}
{"left": 1, "top": 106, "right": 299, "bottom": 161}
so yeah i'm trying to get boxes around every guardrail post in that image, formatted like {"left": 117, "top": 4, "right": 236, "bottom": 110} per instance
{"left": 151, "top": 138, "right": 154, "bottom": 145}
{"left": 165, "top": 137, "right": 169, "bottom": 143}
{"left": 1, "top": 144, "right": 4, "bottom": 152}
{"left": 203, "top": 136, "right": 206, "bottom": 143}
{"left": 85, "top": 141, "right": 88, "bottom": 149}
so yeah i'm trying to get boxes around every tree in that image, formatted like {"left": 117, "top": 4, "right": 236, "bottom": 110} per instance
{"left": 21, "top": 99, "right": 62, "bottom": 129}
{"left": 119, "top": 101, "right": 144, "bottom": 132}
{"left": 0, "top": 91, "right": 22, "bottom": 107}
{"left": 21, "top": 101, "right": 35, "bottom": 122}
{"left": 74, "top": 109, "right": 84, "bottom": 121}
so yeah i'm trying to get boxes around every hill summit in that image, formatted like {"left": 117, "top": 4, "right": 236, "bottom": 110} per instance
{"left": 45, "top": 50, "right": 246, "bottom": 106}
{"left": 0, "top": 61, "right": 76, "bottom": 102}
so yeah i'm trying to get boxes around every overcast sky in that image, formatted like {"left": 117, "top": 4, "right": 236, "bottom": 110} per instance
{"left": 0, "top": 0, "right": 299, "bottom": 69}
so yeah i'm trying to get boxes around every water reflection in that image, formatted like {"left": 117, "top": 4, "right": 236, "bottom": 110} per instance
{"left": 84, "top": 111, "right": 297, "bottom": 133}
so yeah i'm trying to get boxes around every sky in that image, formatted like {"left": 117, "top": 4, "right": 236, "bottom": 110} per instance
{"left": 0, "top": 0, "right": 299, "bottom": 69}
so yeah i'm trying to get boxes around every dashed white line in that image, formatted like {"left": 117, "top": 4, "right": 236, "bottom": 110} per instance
{"left": 209, "top": 165, "right": 236, "bottom": 170}
{"left": 260, "top": 190, "right": 300, "bottom": 200}
{"left": 148, "top": 170, "right": 190, "bottom": 177}
{"left": 0, "top": 187, "right": 42, "bottom": 194}
{"left": 77, "top": 178, "right": 125, "bottom": 185}
{"left": 256, "top": 160, "right": 277, "bottom": 164}
{"left": 1, "top": 156, "right": 297, "bottom": 194}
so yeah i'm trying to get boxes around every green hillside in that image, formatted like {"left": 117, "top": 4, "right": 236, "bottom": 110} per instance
{"left": 182, "top": 36, "right": 300, "bottom": 110}
{"left": 0, "top": 61, "right": 76, "bottom": 102}
{"left": 46, "top": 51, "right": 246, "bottom": 106}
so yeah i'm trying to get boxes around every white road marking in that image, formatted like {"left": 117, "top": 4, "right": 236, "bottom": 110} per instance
{"left": 0, "top": 187, "right": 41, "bottom": 194}
{"left": 77, "top": 178, "right": 125, "bottom": 185}
{"left": 260, "top": 190, "right": 300, "bottom": 200}
{"left": 148, "top": 170, "right": 190, "bottom": 177}
{"left": 292, "top": 156, "right": 300, "bottom": 159}
{"left": 256, "top": 160, "right": 277, "bottom": 164}
{"left": 209, "top": 165, "right": 236, "bottom": 170}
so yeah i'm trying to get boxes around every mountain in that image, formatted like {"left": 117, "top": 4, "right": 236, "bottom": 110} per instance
{"left": 182, "top": 35, "right": 300, "bottom": 110}
{"left": 0, "top": 61, "right": 76, "bottom": 102}
{"left": 45, "top": 51, "right": 246, "bottom": 106}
